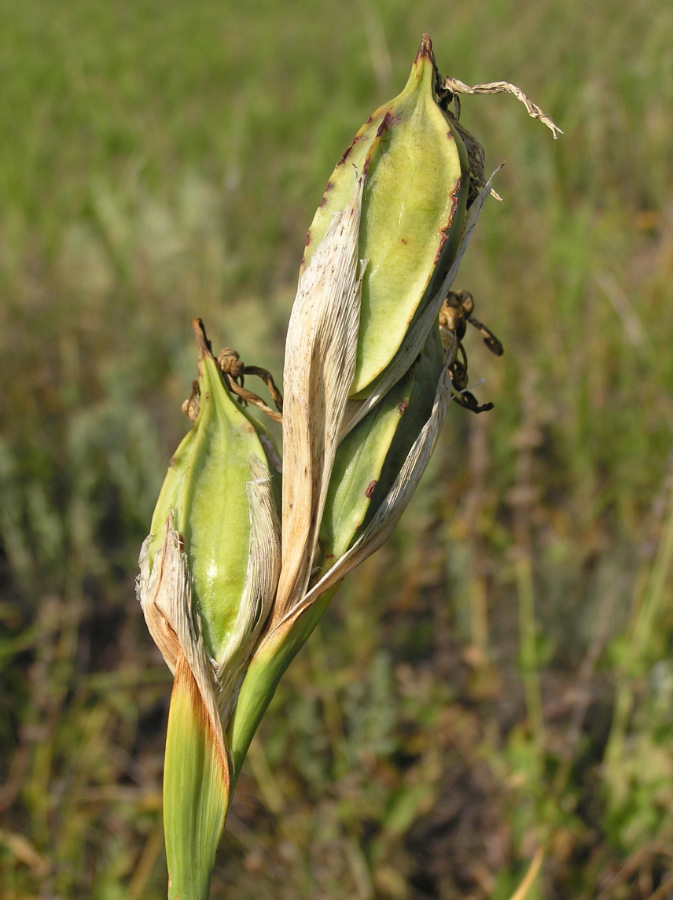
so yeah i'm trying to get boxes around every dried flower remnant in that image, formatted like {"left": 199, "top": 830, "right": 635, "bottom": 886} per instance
{"left": 439, "top": 289, "right": 505, "bottom": 413}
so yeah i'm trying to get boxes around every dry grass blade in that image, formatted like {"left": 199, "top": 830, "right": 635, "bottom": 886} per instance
{"left": 506, "top": 847, "right": 544, "bottom": 900}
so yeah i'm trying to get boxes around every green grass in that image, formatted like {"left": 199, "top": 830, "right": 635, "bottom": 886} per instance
{"left": 2, "top": 0, "right": 673, "bottom": 897}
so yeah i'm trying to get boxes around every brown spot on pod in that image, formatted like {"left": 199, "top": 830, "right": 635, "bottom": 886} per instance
{"left": 434, "top": 176, "right": 463, "bottom": 263}
{"left": 375, "top": 117, "right": 388, "bottom": 138}
{"left": 365, "top": 480, "right": 378, "bottom": 498}
{"left": 375, "top": 110, "right": 397, "bottom": 139}
{"left": 448, "top": 176, "right": 463, "bottom": 218}
{"left": 339, "top": 130, "right": 364, "bottom": 166}
{"left": 319, "top": 180, "right": 335, "bottom": 208}
{"left": 397, "top": 400, "right": 408, "bottom": 415}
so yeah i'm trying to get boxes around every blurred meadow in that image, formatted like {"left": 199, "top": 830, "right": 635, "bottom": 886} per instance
{"left": 1, "top": 0, "right": 673, "bottom": 897}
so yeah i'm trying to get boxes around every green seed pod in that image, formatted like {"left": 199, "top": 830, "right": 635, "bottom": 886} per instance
{"left": 318, "top": 326, "right": 444, "bottom": 568}
{"left": 302, "top": 34, "right": 470, "bottom": 399}
{"left": 319, "top": 325, "right": 446, "bottom": 568}
{"left": 318, "top": 368, "right": 416, "bottom": 566}
{"left": 142, "top": 319, "right": 281, "bottom": 667}
{"left": 358, "top": 324, "right": 446, "bottom": 528}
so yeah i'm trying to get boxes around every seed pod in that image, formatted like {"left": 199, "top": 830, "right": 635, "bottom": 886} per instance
{"left": 142, "top": 319, "right": 281, "bottom": 668}
{"left": 318, "top": 325, "right": 444, "bottom": 568}
{"left": 318, "top": 368, "right": 416, "bottom": 566}
{"left": 302, "top": 34, "right": 471, "bottom": 400}
{"left": 228, "top": 37, "right": 484, "bottom": 776}
{"left": 357, "top": 324, "right": 446, "bottom": 529}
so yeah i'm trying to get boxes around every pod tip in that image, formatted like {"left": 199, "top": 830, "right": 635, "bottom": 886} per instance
{"left": 417, "top": 34, "right": 434, "bottom": 62}
{"left": 192, "top": 318, "right": 214, "bottom": 360}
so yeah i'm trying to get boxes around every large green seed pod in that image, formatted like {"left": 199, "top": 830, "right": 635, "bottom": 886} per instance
{"left": 302, "top": 34, "right": 470, "bottom": 399}
{"left": 144, "top": 320, "right": 280, "bottom": 666}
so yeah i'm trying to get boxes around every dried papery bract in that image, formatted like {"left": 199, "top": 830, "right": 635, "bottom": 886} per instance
{"left": 273, "top": 176, "right": 365, "bottom": 625}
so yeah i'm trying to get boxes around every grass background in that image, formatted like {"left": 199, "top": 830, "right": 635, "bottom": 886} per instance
{"left": 1, "top": 0, "right": 673, "bottom": 897}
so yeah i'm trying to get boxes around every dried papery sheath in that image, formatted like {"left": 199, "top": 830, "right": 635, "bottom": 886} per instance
{"left": 272, "top": 176, "right": 365, "bottom": 625}
{"left": 138, "top": 516, "right": 219, "bottom": 718}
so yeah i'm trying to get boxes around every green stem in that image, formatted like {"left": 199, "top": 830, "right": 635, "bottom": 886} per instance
{"left": 228, "top": 588, "right": 338, "bottom": 782}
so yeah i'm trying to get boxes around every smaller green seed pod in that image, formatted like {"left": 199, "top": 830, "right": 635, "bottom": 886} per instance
{"left": 318, "top": 323, "right": 446, "bottom": 569}
{"left": 318, "top": 369, "right": 415, "bottom": 566}
{"left": 359, "top": 324, "right": 446, "bottom": 527}
{"left": 143, "top": 319, "right": 280, "bottom": 667}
